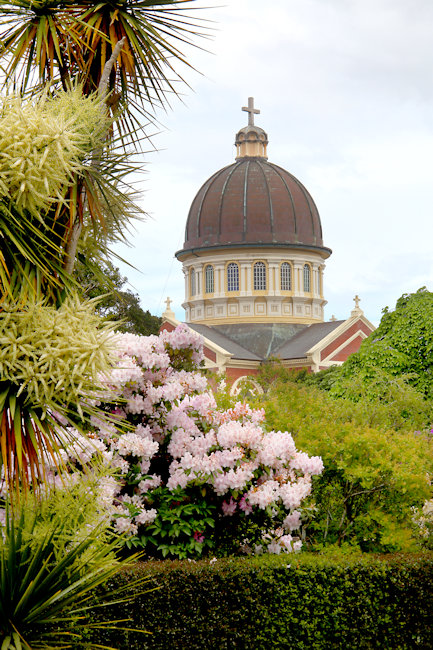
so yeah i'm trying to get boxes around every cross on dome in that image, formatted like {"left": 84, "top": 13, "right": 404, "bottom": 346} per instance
{"left": 242, "top": 97, "right": 260, "bottom": 126}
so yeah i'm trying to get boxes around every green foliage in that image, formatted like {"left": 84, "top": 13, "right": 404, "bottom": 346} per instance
{"left": 330, "top": 287, "right": 433, "bottom": 398}
{"left": 0, "top": 487, "right": 152, "bottom": 649}
{"left": 87, "top": 553, "right": 433, "bottom": 649}
{"left": 134, "top": 487, "right": 216, "bottom": 559}
{"left": 306, "top": 367, "right": 433, "bottom": 432}
{"left": 75, "top": 259, "right": 161, "bottom": 336}
{"left": 256, "top": 379, "right": 433, "bottom": 552}
{"left": 255, "top": 356, "right": 307, "bottom": 392}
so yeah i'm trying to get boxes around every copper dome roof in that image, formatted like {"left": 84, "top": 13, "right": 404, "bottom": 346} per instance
{"left": 176, "top": 157, "right": 331, "bottom": 258}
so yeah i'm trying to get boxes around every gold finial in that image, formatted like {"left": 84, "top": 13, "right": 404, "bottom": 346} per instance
{"left": 242, "top": 97, "right": 260, "bottom": 126}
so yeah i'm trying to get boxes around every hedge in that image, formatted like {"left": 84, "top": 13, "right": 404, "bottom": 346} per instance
{"left": 90, "top": 552, "right": 433, "bottom": 649}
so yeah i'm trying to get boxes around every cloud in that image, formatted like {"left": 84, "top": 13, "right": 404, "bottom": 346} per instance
{"left": 113, "top": 0, "right": 433, "bottom": 326}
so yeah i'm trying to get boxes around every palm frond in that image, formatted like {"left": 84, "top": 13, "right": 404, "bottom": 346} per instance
{"left": 0, "top": 1, "right": 214, "bottom": 141}
{"left": 0, "top": 497, "right": 153, "bottom": 648}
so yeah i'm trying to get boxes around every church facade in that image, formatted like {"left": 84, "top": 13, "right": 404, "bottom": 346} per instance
{"left": 161, "top": 98, "right": 374, "bottom": 388}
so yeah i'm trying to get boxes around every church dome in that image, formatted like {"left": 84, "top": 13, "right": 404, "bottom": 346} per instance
{"left": 178, "top": 157, "right": 331, "bottom": 257}
{"left": 175, "top": 97, "right": 330, "bottom": 328}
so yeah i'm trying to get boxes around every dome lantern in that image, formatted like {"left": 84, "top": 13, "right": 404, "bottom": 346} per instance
{"left": 235, "top": 97, "right": 268, "bottom": 159}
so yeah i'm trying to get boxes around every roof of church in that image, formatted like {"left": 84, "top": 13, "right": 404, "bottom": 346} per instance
{"left": 177, "top": 158, "right": 331, "bottom": 257}
{"left": 211, "top": 323, "right": 307, "bottom": 359}
{"left": 273, "top": 320, "right": 345, "bottom": 359}
{"left": 186, "top": 323, "right": 262, "bottom": 361}
{"left": 187, "top": 321, "right": 344, "bottom": 361}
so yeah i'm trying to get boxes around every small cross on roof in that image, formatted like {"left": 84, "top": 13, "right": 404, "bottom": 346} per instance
{"left": 242, "top": 97, "right": 260, "bottom": 126}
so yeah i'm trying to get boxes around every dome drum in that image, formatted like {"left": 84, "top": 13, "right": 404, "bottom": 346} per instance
{"left": 181, "top": 248, "right": 326, "bottom": 326}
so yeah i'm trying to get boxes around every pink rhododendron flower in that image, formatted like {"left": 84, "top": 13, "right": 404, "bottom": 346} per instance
{"left": 34, "top": 324, "right": 323, "bottom": 558}
{"left": 222, "top": 497, "right": 237, "bottom": 516}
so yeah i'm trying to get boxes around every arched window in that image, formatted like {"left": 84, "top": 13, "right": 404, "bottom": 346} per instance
{"left": 190, "top": 268, "right": 196, "bottom": 296}
{"left": 303, "top": 264, "right": 311, "bottom": 293}
{"left": 205, "top": 265, "right": 214, "bottom": 293}
{"left": 227, "top": 263, "right": 239, "bottom": 291}
{"left": 280, "top": 262, "right": 292, "bottom": 291}
{"left": 254, "top": 262, "right": 266, "bottom": 290}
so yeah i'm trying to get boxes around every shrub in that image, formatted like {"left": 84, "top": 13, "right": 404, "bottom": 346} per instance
{"left": 255, "top": 379, "right": 433, "bottom": 552}
{"left": 0, "top": 485, "right": 151, "bottom": 649}
{"left": 88, "top": 553, "right": 433, "bottom": 650}
{"left": 50, "top": 326, "right": 324, "bottom": 559}
{"left": 327, "top": 288, "right": 433, "bottom": 400}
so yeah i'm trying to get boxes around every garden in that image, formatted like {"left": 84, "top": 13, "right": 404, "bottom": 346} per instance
{"left": 0, "top": 2, "right": 433, "bottom": 649}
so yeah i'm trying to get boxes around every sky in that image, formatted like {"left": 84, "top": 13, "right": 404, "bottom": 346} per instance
{"left": 113, "top": 0, "right": 433, "bottom": 326}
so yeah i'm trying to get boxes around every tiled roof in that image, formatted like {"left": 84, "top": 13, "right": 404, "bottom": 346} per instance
{"left": 273, "top": 321, "right": 345, "bottom": 359}
{"left": 176, "top": 158, "right": 331, "bottom": 258}
{"left": 212, "top": 323, "right": 307, "bottom": 359}
{"left": 187, "top": 320, "right": 346, "bottom": 362}
{"left": 187, "top": 323, "right": 262, "bottom": 361}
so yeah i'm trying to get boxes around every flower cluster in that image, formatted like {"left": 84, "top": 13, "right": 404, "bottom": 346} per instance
{"left": 51, "top": 325, "right": 324, "bottom": 557}
{"left": 412, "top": 497, "right": 433, "bottom": 546}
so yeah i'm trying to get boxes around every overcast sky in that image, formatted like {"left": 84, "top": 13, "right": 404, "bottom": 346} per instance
{"left": 114, "top": 0, "right": 433, "bottom": 326}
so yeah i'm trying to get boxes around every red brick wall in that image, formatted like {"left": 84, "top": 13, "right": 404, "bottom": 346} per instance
{"left": 320, "top": 320, "right": 373, "bottom": 361}
{"left": 226, "top": 367, "right": 259, "bottom": 382}
{"left": 203, "top": 346, "right": 217, "bottom": 363}
{"left": 329, "top": 335, "right": 364, "bottom": 362}
{"left": 160, "top": 321, "right": 176, "bottom": 333}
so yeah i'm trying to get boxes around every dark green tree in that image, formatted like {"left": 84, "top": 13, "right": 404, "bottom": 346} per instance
{"left": 75, "top": 258, "right": 161, "bottom": 336}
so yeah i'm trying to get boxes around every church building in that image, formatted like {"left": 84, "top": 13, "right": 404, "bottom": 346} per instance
{"left": 161, "top": 98, "right": 374, "bottom": 390}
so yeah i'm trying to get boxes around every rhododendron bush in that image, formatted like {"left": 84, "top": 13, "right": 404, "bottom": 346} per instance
{"left": 60, "top": 325, "right": 324, "bottom": 558}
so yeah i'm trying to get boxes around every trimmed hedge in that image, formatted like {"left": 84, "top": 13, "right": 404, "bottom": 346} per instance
{"left": 91, "top": 553, "right": 433, "bottom": 649}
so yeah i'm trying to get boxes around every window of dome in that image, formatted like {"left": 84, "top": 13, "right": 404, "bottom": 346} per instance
{"left": 280, "top": 262, "right": 292, "bottom": 291}
{"left": 227, "top": 263, "right": 239, "bottom": 291}
{"left": 303, "top": 264, "right": 311, "bottom": 293}
{"left": 254, "top": 262, "right": 266, "bottom": 290}
{"left": 190, "top": 268, "right": 196, "bottom": 296}
{"left": 205, "top": 265, "right": 214, "bottom": 293}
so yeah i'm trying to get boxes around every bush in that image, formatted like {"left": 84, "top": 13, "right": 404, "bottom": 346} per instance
{"left": 326, "top": 288, "right": 433, "bottom": 400}
{"left": 89, "top": 553, "right": 433, "bottom": 649}
{"left": 0, "top": 485, "right": 151, "bottom": 649}
{"left": 254, "top": 379, "right": 433, "bottom": 552}
{"left": 64, "top": 326, "right": 324, "bottom": 559}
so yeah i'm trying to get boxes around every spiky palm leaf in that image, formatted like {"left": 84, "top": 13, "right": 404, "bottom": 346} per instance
{"left": 0, "top": 1, "right": 212, "bottom": 138}
{"left": 0, "top": 498, "right": 152, "bottom": 649}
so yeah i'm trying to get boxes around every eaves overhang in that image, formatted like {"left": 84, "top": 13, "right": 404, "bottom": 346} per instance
{"left": 175, "top": 241, "right": 332, "bottom": 261}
